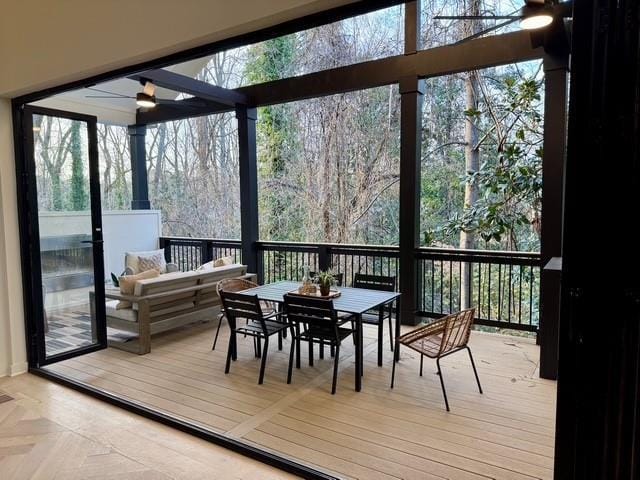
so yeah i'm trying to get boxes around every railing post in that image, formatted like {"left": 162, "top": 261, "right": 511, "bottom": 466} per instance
{"left": 159, "top": 237, "right": 171, "bottom": 263}
{"left": 256, "top": 244, "right": 264, "bottom": 284}
{"left": 202, "top": 240, "right": 213, "bottom": 264}
{"left": 539, "top": 53, "right": 569, "bottom": 380}
{"left": 318, "top": 245, "right": 330, "bottom": 272}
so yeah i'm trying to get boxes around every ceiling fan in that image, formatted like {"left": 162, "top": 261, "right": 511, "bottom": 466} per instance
{"left": 85, "top": 79, "right": 200, "bottom": 109}
{"left": 434, "top": 0, "right": 571, "bottom": 44}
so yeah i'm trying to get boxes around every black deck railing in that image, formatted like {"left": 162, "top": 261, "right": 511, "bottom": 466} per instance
{"left": 159, "top": 237, "right": 242, "bottom": 271}
{"left": 416, "top": 248, "right": 540, "bottom": 332}
{"left": 257, "top": 241, "right": 400, "bottom": 285}
{"left": 159, "top": 236, "right": 540, "bottom": 332}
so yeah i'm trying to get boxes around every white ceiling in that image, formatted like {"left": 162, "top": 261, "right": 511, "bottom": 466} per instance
{"left": 31, "top": 58, "right": 210, "bottom": 126}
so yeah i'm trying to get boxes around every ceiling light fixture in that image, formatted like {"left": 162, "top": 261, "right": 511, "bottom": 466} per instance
{"left": 136, "top": 91, "right": 156, "bottom": 108}
{"left": 520, "top": 5, "right": 554, "bottom": 30}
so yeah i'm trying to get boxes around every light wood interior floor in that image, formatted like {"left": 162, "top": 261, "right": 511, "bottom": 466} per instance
{"left": 0, "top": 372, "right": 294, "bottom": 480}
{"left": 44, "top": 319, "right": 557, "bottom": 479}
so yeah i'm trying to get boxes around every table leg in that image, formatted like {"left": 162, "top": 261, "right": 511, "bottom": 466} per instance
{"left": 394, "top": 299, "right": 401, "bottom": 363}
{"left": 355, "top": 314, "right": 362, "bottom": 391}
{"left": 359, "top": 314, "right": 364, "bottom": 378}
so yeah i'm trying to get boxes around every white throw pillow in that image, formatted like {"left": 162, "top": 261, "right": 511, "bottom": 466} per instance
{"left": 196, "top": 260, "right": 215, "bottom": 271}
{"left": 213, "top": 255, "right": 235, "bottom": 267}
{"left": 125, "top": 249, "right": 167, "bottom": 274}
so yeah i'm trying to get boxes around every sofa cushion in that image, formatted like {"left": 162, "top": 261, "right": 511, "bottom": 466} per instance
{"left": 117, "top": 269, "right": 160, "bottom": 309}
{"left": 106, "top": 300, "right": 137, "bottom": 322}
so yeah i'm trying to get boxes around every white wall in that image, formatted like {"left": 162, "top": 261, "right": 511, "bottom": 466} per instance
{"left": 0, "top": 0, "right": 354, "bottom": 97}
{"left": 39, "top": 210, "right": 163, "bottom": 282}
{"left": 0, "top": 98, "right": 27, "bottom": 376}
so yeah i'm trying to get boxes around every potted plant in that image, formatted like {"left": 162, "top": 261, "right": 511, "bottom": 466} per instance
{"left": 314, "top": 270, "right": 336, "bottom": 297}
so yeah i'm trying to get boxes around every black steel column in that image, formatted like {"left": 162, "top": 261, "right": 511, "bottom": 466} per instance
{"left": 129, "top": 124, "right": 150, "bottom": 209}
{"left": 398, "top": 76, "right": 424, "bottom": 326}
{"left": 237, "top": 106, "right": 259, "bottom": 276}
{"left": 555, "top": 0, "right": 640, "bottom": 478}
{"left": 539, "top": 54, "right": 569, "bottom": 380}
{"left": 397, "top": 0, "right": 422, "bottom": 327}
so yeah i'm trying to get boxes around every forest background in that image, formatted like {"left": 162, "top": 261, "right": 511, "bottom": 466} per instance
{"left": 34, "top": 0, "right": 544, "bottom": 254}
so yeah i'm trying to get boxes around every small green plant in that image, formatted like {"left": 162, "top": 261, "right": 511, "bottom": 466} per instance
{"left": 314, "top": 270, "right": 336, "bottom": 295}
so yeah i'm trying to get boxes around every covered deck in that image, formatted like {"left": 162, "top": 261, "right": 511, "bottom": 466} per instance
{"left": 46, "top": 318, "right": 555, "bottom": 479}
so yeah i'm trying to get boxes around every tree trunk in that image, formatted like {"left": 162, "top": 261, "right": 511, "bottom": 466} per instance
{"left": 69, "top": 121, "right": 88, "bottom": 211}
{"left": 460, "top": 0, "right": 482, "bottom": 310}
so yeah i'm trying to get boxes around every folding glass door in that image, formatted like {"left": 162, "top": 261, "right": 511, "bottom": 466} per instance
{"left": 22, "top": 106, "right": 107, "bottom": 366}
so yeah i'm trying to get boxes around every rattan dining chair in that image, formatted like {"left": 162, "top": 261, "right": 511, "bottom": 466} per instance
{"left": 212, "top": 277, "right": 277, "bottom": 351}
{"left": 390, "top": 308, "right": 483, "bottom": 411}
{"left": 284, "top": 294, "right": 355, "bottom": 394}
{"left": 220, "top": 290, "right": 290, "bottom": 384}
{"left": 353, "top": 273, "right": 396, "bottom": 366}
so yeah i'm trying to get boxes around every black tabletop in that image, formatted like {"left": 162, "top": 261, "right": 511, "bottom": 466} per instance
{"left": 240, "top": 281, "right": 400, "bottom": 315}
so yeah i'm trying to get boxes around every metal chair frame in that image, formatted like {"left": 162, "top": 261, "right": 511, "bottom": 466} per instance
{"left": 390, "top": 308, "right": 483, "bottom": 411}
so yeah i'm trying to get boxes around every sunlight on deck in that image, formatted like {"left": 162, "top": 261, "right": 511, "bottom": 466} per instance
{"left": 47, "top": 320, "right": 556, "bottom": 479}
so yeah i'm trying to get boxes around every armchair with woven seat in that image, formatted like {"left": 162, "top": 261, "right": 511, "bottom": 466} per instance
{"left": 390, "top": 308, "right": 483, "bottom": 411}
{"left": 220, "top": 290, "right": 290, "bottom": 385}
{"left": 211, "top": 277, "right": 277, "bottom": 351}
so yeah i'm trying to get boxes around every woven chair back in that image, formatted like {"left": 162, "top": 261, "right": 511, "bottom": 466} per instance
{"left": 439, "top": 308, "right": 475, "bottom": 355}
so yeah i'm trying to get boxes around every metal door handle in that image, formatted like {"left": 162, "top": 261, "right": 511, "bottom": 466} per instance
{"left": 81, "top": 240, "right": 104, "bottom": 245}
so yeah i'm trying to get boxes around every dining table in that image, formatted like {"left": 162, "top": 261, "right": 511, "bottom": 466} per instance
{"left": 240, "top": 280, "right": 401, "bottom": 391}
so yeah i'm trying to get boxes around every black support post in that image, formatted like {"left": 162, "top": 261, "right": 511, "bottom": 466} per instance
{"left": 398, "top": 76, "right": 424, "bottom": 326}
{"left": 539, "top": 54, "right": 569, "bottom": 380}
{"left": 397, "top": 1, "right": 422, "bottom": 326}
{"left": 128, "top": 124, "right": 150, "bottom": 209}
{"left": 236, "top": 106, "right": 259, "bottom": 276}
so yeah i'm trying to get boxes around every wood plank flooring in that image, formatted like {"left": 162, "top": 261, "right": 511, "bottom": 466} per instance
{"left": 43, "top": 320, "right": 556, "bottom": 479}
{"left": 0, "top": 375, "right": 294, "bottom": 480}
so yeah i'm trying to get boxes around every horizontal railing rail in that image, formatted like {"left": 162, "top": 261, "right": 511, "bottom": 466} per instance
{"left": 159, "top": 236, "right": 242, "bottom": 272}
{"left": 256, "top": 241, "right": 400, "bottom": 287}
{"left": 160, "top": 236, "right": 540, "bottom": 332}
{"left": 416, "top": 248, "right": 541, "bottom": 331}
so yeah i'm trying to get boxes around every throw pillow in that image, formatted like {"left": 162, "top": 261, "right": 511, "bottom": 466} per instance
{"left": 137, "top": 251, "right": 166, "bottom": 274}
{"left": 117, "top": 269, "right": 159, "bottom": 309}
{"left": 125, "top": 249, "right": 166, "bottom": 274}
{"left": 213, "top": 255, "right": 235, "bottom": 267}
{"left": 196, "top": 260, "right": 215, "bottom": 271}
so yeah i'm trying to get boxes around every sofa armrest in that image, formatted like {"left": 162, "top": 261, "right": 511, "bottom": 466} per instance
{"left": 166, "top": 263, "right": 179, "bottom": 273}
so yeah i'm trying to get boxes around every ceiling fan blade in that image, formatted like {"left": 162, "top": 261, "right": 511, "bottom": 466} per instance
{"left": 85, "top": 87, "right": 132, "bottom": 98}
{"left": 156, "top": 98, "right": 206, "bottom": 107}
{"left": 85, "top": 95, "right": 135, "bottom": 99}
{"left": 455, "top": 18, "right": 520, "bottom": 44}
{"left": 434, "top": 15, "right": 519, "bottom": 20}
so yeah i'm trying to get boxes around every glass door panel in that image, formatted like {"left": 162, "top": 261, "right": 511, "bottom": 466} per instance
{"left": 25, "top": 107, "right": 107, "bottom": 365}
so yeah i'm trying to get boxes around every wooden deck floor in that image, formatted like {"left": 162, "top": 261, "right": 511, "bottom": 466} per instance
{"left": 46, "top": 320, "right": 556, "bottom": 480}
